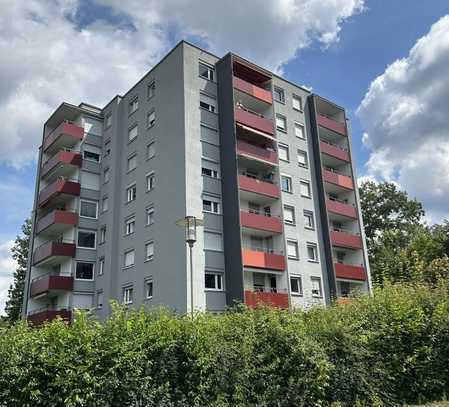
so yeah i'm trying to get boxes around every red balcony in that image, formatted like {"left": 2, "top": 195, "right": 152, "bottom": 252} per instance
{"left": 43, "top": 121, "right": 84, "bottom": 153}
{"left": 335, "top": 263, "right": 367, "bottom": 281}
{"left": 38, "top": 178, "right": 80, "bottom": 208}
{"left": 27, "top": 308, "right": 72, "bottom": 326}
{"left": 245, "top": 290, "right": 289, "bottom": 309}
{"left": 323, "top": 169, "right": 353, "bottom": 190}
{"left": 30, "top": 274, "right": 74, "bottom": 298}
{"left": 326, "top": 199, "right": 357, "bottom": 219}
{"left": 330, "top": 230, "right": 363, "bottom": 249}
{"left": 320, "top": 140, "right": 349, "bottom": 162}
{"left": 41, "top": 150, "right": 82, "bottom": 179}
{"left": 35, "top": 210, "right": 78, "bottom": 235}
{"left": 242, "top": 249, "right": 285, "bottom": 271}
{"left": 317, "top": 114, "right": 347, "bottom": 136}
{"left": 233, "top": 76, "right": 272, "bottom": 104}
{"left": 236, "top": 139, "right": 278, "bottom": 165}
{"left": 240, "top": 211, "right": 283, "bottom": 234}
{"left": 32, "top": 240, "right": 76, "bottom": 266}
{"left": 238, "top": 175, "right": 280, "bottom": 199}
{"left": 235, "top": 107, "right": 274, "bottom": 136}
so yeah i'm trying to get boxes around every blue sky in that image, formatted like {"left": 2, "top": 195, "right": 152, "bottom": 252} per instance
{"left": 1, "top": 0, "right": 449, "bottom": 312}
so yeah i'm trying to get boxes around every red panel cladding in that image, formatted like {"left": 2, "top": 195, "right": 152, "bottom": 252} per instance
{"left": 244, "top": 291, "right": 289, "bottom": 309}
{"left": 330, "top": 230, "right": 363, "bottom": 249}
{"left": 320, "top": 141, "right": 350, "bottom": 162}
{"left": 334, "top": 263, "right": 367, "bottom": 281}
{"left": 27, "top": 309, "right": 72, "bottom": 326}
{"left": 323, "top": 169, "right": 354, "bottom": 190}
{"left": 242, "top": 249, "right": 285, "bottom": 271}
{"left": 43, "top": 122, "right": 84, "bottom": 152}
{"left": 233, "top": 76, "right": 272, "bottom": 104}
{"left": 30, "top": 275, "right": 74, "bottom": 297}
{"left": 41, "top": 151, "right": 82, "bottom": 178}
{"left": 235, "top": 107, "right": 274, "bottom": 135}
{"left": 317, "top": 114, "right": 347, "bottom": 136}
{"left": 240, "top": 211, "right": 283, "bottom": 234}
{"left": 35, "top": 210, "right": 78, "bottom": 234}
{"left": 326, "top": 199, "right": 357, "bottom": 219}
{"left": 38, "top": 179, "right": 80, "bottom": 207}
{"left": 238, "top": 175, "right": 280, "bottom": 199}
{"left": 236, "top": 140, "right": 278, "bottom": 165}
{"left": 32, "top": 241, "right": 76, "bottom": 265}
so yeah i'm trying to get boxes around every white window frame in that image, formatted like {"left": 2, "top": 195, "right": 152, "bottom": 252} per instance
{"left": 83, "top": 149, "right": 101, "bottom": 163}
{"left": 276, "top": 114, "right": 287, "bottom": 132}
{"left": 105, "top": 113, "right": 112, "bottom": 128}
{"left": 273, "top": 86, "right": 285, "bottom": 104}
{"left": 147, "top": 111, "right": 156, "bottom": 128}
{"left": 199, "top": 62, "right": 215, "bottom": 81}
{"left": 126, "top": 183, "right": 137, "bottom": 203}
{"left": 127, "top": 153, "right": 137, "bottom": 172}
{"left": 99, "top": 226, "right": 106, "bottom": 244}
{"left": 202, "top": 196, "right": 221, "bottom": 214}
{"left": 205, "top": 272, "right": 224, "bottom": 291}
{"left": 129, "top": 97, "right": 139, "bottom": 114}
{"left": 75, "top": 261, "right": 95, "bottom": 281}
{"left": 145, "top": 278, "right": 154, "bottom": 299}
{"left": 128, "top": 124, "right": 138, "bottom": 142}
{"left": 283, "top": 205, "right": 295, "bottom": 225}
{"left": 281, "top": 174, "right": 293, "bottom": 193}
{"left": 307, "top": 243, "right": 319, "bottom": 262}
{"left": 147, "top": 81, "right": 155, "bottom": 99}
{"left": 290, "top": 275, "right": 303, "bottom": 296}
{"left": 278, "top": 143, "right": 290, "bottom": 162}
{"left": 200, "top": 100, "right": 216, "bottom": 113}
{"left": 311, "top": 277, "right": 323, "bottom": 298}
{"left": 125, "top": 217, "right": 136, "bottom": 236}
{"left": 300, "top": 180, "right": 311, "bottom": 198}
{"left": 295, "top": 122, "right": 305, "bottom": 139}
{"left": 297, "top": 149, "right": 308, "bottom": 168}
{"left": 79, "top": 199, "right": 98, "bottom": 219}
{"left": 145, "top": 241, "right": 154, "bottom": 262}
{"left": 204, "top": 231, "right": 223, "bottom": 252}
{"left": 124, "top": 249, "right": 135, "bottom": 268}
{"left": 146, "top": 206, "right": 155, "bottom": 226}
{"left": 98, "top": 257, "right": 105, "bottom": 276}
{"left": 147, "top": 141, "right": 155, "bottom": 160}
{"left": 146, "top": 172, "right": 155, "bottom": 192}
{"left": 286, "top": 239, "right": 299, "bottom": 260}
{"left": 103, "top": 168, "right": 110, "bottom": 184}
{"left": 77, "top": 230, "right": 96, "bottom": 250}
{"left": 102, "top": 196, "right": 108, "bottom": 212}
{"left": 123, "top": 286, "right": 133, "bottom": 305}
{"left": 292, "top": 94, "right": 303, "bottom": 111}
{"left": 304, "top": 210, "right": 315, "bottom": 230}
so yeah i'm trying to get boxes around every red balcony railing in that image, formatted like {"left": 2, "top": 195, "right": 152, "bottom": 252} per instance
{"left": 41, "top": 150, "right": 82, "bottom": 178}
{"left": 43, "top": 121, "right": 84, "bottom": 152}
{"left": 235, "top": 107, "right": 274, "bottom": 136}
{"left": 233, "top": 76, "right": 272, "bottom": 104}
{"left": 236, "top": 139, "right": 278, "bottom": 165}
{"left": 35, "top": 210, "right": 78, "bottom": 235}
{"left": 242, "top": 249, "right": 285, "bottom": 271}
{"left": 238, "top": 175, "right": 280, "bottom": 199}
{"left": 323, "top": 169, "right": 353, "bottom": 190}
{"left": 335, "top": 263, "right": 367, "bottom": 281}
{"left": 330, "top": 230, "right": 363, "bottom": 249}
{"left": 38, "top": 178, "right": 80, "bottom": 207}
{"left": 317, "top": 114, "right": 347, "bottom": 136}
{"left": 244, "top": 290, "right": 289, "bottom": 309}
{"left": 320, "top": 140, "right": 350, "bottom": 162}
{"left": 27, "top": 308, "right": 72, "bottom": 326}
{"left": 32, "top": 240, "right": 76, "bottom": 266}
{"left": 326, "top": 199, "right": 357, "bottom": 219}
{"left": 30, "top": 274, "right": 74, "bottom": 298}
{"left": 240, "top": 211, "right": 283, "bottom": 234}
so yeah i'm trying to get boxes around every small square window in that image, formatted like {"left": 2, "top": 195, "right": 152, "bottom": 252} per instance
{"left": 205, "top": 273, "right": 223, "bottom": 290}
{"left": 128, "top": 125, "right": 138, "bottom": 142}
{"left": 292, "top": 94, "right": 303, "bottom": 111}
{"left": 123, "top": 286, "right": 133, "bottom": 304}
{"left": 295, "top": 122, "right": 305, "bottom": 139}
{"left": 125, "top": 217, "right": 135, "bottom": 235}
{"left": 200, "top": 101, "right": 215, "bottom": 113}
{"left": 307, "top": 243, "right": 319, "bottom": 262}
{"left": 147, "top": 142, "right": 155, "bottom": 159}
{"left": 124, "top": 249, "right": 135, "bottom": 268}
{"left": 84, "top": 150, "right": 100, "bottom": 163}
{"left": 147, "top": 111, "right": 156, "bottom": 128}
{"left": 281, "top": 175, "right": 293, "bottom": 193}
{"left": 129, "top": 97, "right": 138, "bottom": 114}
{"left": 147, "top": 81, "right": 155, "bottom": 99}
{"left": 276, "top": 114, "right": 287, "bottom": 132}
{"left": 290, "top": 276, "right": 303, "bottom": 295}
{"left": 304, "top": 210, "right": 314, "bottom": 229}
{"left": 145, "top": 241, "right": 154, "bottom": 261}
{"left": 80, "top": 200, "right": 98, "bottom": 219}
{"left": 146, "top": 206, "right": 154, "bottom": 226}
{"left": 98, "top": 258, "right": 105, "bottom": 276}
{"left": 300, "top": 181, "right": 311, "bottom": 198}
{"left": 203, "top": 198, "right": 220, "bottom": 214}
{"left": 287, "top": 240, "right": 299, "bottom": 259}
{"left": 145, "top": 279, "right": 154, "bottom": 299}
{"left": 199, "top": 63, "right": 214, "bottom": 81}
{"left": 311, "top": 277, "right": 322, "bottom": 297}
{"left": 273, "top": 87, "right": 285, "bottom": 103}
{"left": 202, "top": 166, "right": 219, "bottom": 178}
{"left": 297, "top": 150, "right": 308, "bottom": 168}
{"left": 127, "top": 154, "right": 137, "bottom": 172}
{"left": 278, "top": 144, "right": 289, "bottom": 162}
{"left": 283, "top": 205, "right": 295, "bottom": 225}
{"left": 76, "top": 262, "right": 94, "bottom": 280}
{"left": 77, "top": 230, "right": 96, "bottom": 249}
{"left": 126, "top": 184, "right": 137, "bottom": 203}
{"left": 146, "top": 172, "right": 155, "bottom": 191}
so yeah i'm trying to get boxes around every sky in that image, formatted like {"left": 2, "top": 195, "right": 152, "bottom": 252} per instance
{"left": 1, "top": 0, "right": 449, "bottom": 314}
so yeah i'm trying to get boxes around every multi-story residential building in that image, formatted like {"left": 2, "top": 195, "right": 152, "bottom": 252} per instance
{"left": 22, "top": 41, "right": 371, "bottom": 324}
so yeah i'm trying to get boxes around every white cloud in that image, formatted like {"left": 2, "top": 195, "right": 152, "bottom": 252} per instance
{"left": 0, "top": 239, "right": 16, "bottom": 316}
{"left": 357, "top": 15, "right": 449, "bottom": 222}
{"left": 0, "top": 0, "right": 364, "bottom": 167}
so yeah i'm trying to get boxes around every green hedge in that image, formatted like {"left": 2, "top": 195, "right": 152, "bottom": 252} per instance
{"left": 1, "top": 283, "right": 449, "bottom": 406}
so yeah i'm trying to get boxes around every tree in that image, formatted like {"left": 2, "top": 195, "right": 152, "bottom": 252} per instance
{"left": 4, "top": 218, "right": 31, "bottom": 323}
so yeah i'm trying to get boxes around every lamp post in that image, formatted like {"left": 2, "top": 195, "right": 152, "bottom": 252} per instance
{"left": 176, "top": 216, "right": 204, "bottom": 317}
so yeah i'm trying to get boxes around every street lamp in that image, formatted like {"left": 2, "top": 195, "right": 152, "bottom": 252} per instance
{"left": 175, "top": 216, "right": 204, "bottom": 317}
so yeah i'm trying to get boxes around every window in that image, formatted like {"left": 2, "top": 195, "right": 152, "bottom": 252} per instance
{"left": 123, "top": 286, "right": 133, "bottom": 304}
{"left": 97, "top": 291, "right": 104, "bottom": 308}
{"left": 80, "top": 200, "right": 98, "bottom": 219}
{"left": 203, "top": 197, "right": 220, "bottom": 214}
{"left": 292, "top": 94, "right": 303, "bottom": 111}
{"left": 147, "top": 81, "right": 155, "bottom": 99}
{"left": 202, "top": 165, "right": 219, "bottom": 179}
{"left": 103, "top": 168, "right": 110, "bottom": 183}
{"left": 311, "top": 277, "right": 323, "bottom": 297}
{"left": 128, "top": 125, "right": 138, "bottom": 142}
{"left": 125, "top": 217, "right": 135, "bottom": 235}
{"left": 147, "top": 111, "right": 156, "bottom": 128}
{"left": 127, "top": 154, "right": 137, "bottom": 172}
{"left": 84, "top": 149, "right": 101, "bottom": 163}
{"left": 295, "top": 122, "right": 305, "bottom": 139}
{"left": 145, "top": 279, "right": 153, "bottom": 299}
{"left": 205, "top": 273, "right": 223, "bottom": 291}
{"left": 147, "top": 142, "right": 155, "bottom": 159}
{"left": 77, "top": 230, "right": 96, "bottom": 249}
{"left": 102, "top": 196, "right": 108, "bottom": 212}
{"left": 307, "top": 243, "right": 319, "bottom": 262}
{"left": 129, "top": 97, "right": 138, "bottom": 114}
{"left": 126, "top": 184, "right": 137, "bottom": 202}
{"left": 200, "top": 101, "right": 215, "bottom": 113}
{"left": 75, "top": 262, "right": 94, "bottom": 280}
{"left": 204, "top": 231, "right": 223, "bottom": 251}
{"left": 304, "top": 210, "right": 314, "bottom": 229}
{"left": 146, "top": 206, "right": 154, "bottom": 226}
{"left": 297, "top": 150, "right": 308, "bottom": 168}
{"left": 290, "top": 276, "right": 303, "bottom": 295}
{"left": 300, "top": 180, "right": 311, "bottom": 198}
{"left": 100, "top": 226, "right": 106, "bottom": 244}
{"left": 199, "top": 63, "right": 214, "bottom": 81}
{"left": 145, "top": 241, "right": 154, "bottom": 261}
{"left": 278, "top": 144, "right": 289, "bottom": 162}
{"left": 283, "top": 205, "right": 295, "bottom": 225}
{"left": 273, "top": 87, "right": 285, "bottom": 103}
{"left": 281, "top": 175, "right": 293, "bottom": 193}
{"left": 98, "top": 257, "right": 105, "bottom": 276}
{"left": 146, "top": 172, "right": 155, "bottom": 191}
{"left": 276, "top": 114, "right": 287, "bottom": 131}
{"left": 287, "top": 240, "right": 299, "bottom": 259}
{"left": 105, "top": 113, "right": 112, "bottom": 128}
{"left": 104, "top": 140, "right": 111, "bottom": 157}
{"left": 124, "top": 249, "right": 135, "bottom": 268}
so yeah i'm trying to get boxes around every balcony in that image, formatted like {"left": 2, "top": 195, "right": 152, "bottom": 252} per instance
{"left": 242, "top": 249, "right": 285, "bottom": 271}
{"left": 38, "top": 178, "right": 80, "bottom": 208}
{"left": 35, "top": 210, "right": 78, "bottom": 236}
{"left": 244, "top": 290, "right": 289, "bottom": 309}
{"left": 235, "top": 107, "right": 274, "bottom": 136}
{"left": 43, "top": 121, "right": 84, "bottom": 153}
{"left": 32, "top": 240, "right": 76, "bottom": 266}
{"left": 330, "top": 229, "right": 363, "bottom": 249}
{"left": 240, "top": 211, "right": 283, "bottom": 234}
{"left": 317, "top": 114, "right": 347, "bottom": 136}
{"left": 323, "top": 169, "right": 353, "bottom": 190}
{"left": 233, "top": 76, "right": 272, "bottom": 104}
{"left": 41, "top": 150, "right": 82, "bottom": 179}
{"left": 236, "top": 139, "right": 278, "bottom": 166}
{"left": 335, "top": 263, "right": 367, "bottom": 281}
{"left": 326, "top": 199, "right": 357, "bottom": 219}
{"left": 320, "top": 140, "right": 349, "bottom": 162}
{"left": 27, "top": 308, "right": 72, "bottom": 326}
{"left": 238, "top": 175, "right": 280, "bottom": 199}
{"left": 30, "top": 273, "right": 74, "bottom": 298}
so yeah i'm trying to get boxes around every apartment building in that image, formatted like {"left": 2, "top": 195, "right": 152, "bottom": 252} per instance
{"left": 22, "top": 41, "right": 371, "bottom": 324}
